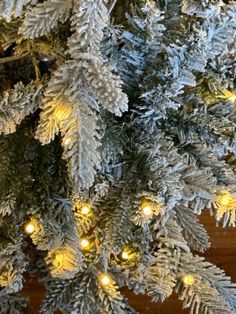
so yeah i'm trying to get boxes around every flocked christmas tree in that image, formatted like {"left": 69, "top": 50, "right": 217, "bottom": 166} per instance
{"left": 0, "top": 0, "right": 236, "bottom": 313}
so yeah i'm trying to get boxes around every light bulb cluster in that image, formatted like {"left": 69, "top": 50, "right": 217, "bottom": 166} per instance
{"left": 74, "top": 201, "right": 93, "bottom": 250}
{"left": 23, "top": 197, "right": 147, "bottom": 291}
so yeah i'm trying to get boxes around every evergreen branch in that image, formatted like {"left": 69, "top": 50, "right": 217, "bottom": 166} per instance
{"left": 98, "top": 277, "right": 133, "bottom": 314}
{"left": 60, "top": 92, "right": 101, "bottom": 191}
{"left": 178, "top": 280, "right": 232, "bottom": 314}
{"left": 98, "top": 183, "right": 135, "bottom": 255}
{"left": 70, "top": 274, "right": 99, "bottom": 314}
{"left": 67, "top": 0, "right": 128, "bottom": 116}
{"left": 0, "top": 19, "right": 19, "bottom": 51}
{"left": 0, "top": 52, "right": 30, "bottom": 64}
{"left": 0, "top": 0, "right": 31, "bottom": 22}
{"left": 0, "top": 294, "right": 27, "bottom": 314}
{"left": 40, "top": 277, "right": 76, "bottom": 314}
{"left": 36, "top": 61, "right": 101, "bottom": 190}
{"left": 0, "top": 81, "right": 44, "bottom": 135}
{"left": 81, "top": 56, "right": 128, "bottom": 116}
{"left": 68, "top": 0, "right": 109, "bottom": 57}
{"left": 160, "top": 220, "right": 236, "bottom": 313}
{"left": 175, "top": 205, "right": 210, "bottom": 252}
{"left": 19, "top": 0, "right": 73, "bottom": 39}
{"left": 44, "top": 199, "right": 83, "bottom": 279}
{"left": 144, "top": 265, "right": 176, "bottom": 303}
{"left": 182, "top": 0, "right": 221, "bottom": 18}
{"left": 177, "top": 253, "right": 236, "bottom": 314}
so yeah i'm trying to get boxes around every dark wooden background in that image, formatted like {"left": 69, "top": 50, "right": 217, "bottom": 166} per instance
{"left": 22, "top": 212, "right": 236, "bottom": 313}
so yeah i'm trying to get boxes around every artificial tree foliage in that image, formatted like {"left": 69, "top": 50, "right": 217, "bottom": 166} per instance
{"left": 0, "top": 0, "right": 236, "bottom": 313}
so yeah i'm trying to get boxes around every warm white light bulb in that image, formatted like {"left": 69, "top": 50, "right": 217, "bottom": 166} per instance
{"left": 24, "top": 222, "right": 36, "bottom": 235}
{"left": 142, "top": 205, "right": 153, "bottom": 217}
{"left": 220, "top": 195, "right": 231, "bottom": 206}
{"left": 99, "top": 274, "right": 112, "bottom": 286}
{"left": 183, "top": 274, "right": 195, "bottom": 286}
{"left": 121, "top": 251, "right": 129, "bottom": 260}
{"left": 81, "top": 204, "right": 91, "bottom": 215}
{"left": 54, "top": 104, "right": 71, "bottom": 122}
{"left": 217, "top": 192, "right": 232, "bottom": 207}
{"left": 223, "top": 90, "right": 236, "bottom": 103}
{"left": 63, "top": 137, "right": 71, "bottom": 146}
{"left": 80, "top": 238, "right": 90, "bottom": 249}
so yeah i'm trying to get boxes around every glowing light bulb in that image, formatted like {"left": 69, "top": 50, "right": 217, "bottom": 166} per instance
{"left": 183, "top": 274, "right": 195, "bottom": 286}
{"left": 223, "top": 90, "right": 236, "bottom": 103}
{"left": 141, "top": 200, "right": 153, "bottom": 218}
{"left": 121, "top": 251, "right": 129, "bottom": 260}
{"left": 81, "top": 204, "right": 91, "bottom": 215}
{"left": 216, "top": 192, "right": 232, "bottom": 207}
{"left": 63, "top": 137, "right": 71, "bottom": 146}
{"left": 142, "top": 205, "right": 153, "bottom": 216}
{"left": 54, "top": 104, "right": 71, "bottom": 122}
{"left": 230, "top": 95, "right": 236, "bottom": 102}
{"left": 99, "top": 274, "right": 112, "bottom": 286}
{"left": 80, "top": 238, "right": 90, "bottom": 250}
{"left": 53, "top": 250, "right": 65, "bottom": 269}
{"left": 24, "top": 221, "right": 36, "bottom": 235}
{"left": 55, "top": 252, "right": 64, "bottom": 263}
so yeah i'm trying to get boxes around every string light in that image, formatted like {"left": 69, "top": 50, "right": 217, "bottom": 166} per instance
{"left": 63, "top": 137, "right": 71, "bottom": 146}
{"left": 216, "top": 191, "right": 233, "bottom": 207}
{"left": 223, "top": 90, "right": 236, "bottom": 103}
{"left": 24, "top": 221, "right": 36, "bottom": 235}
{"left": 81, "top": 203, "right": 91, "bottom": 215}
{"left": 54, "top": 104, "right": 71, "bottom": 122}
{"left": 141, "top": 200, "right": 153, "bottom": 218}
{"left": 52, "top": 249, "right": 65, "bottom": 269}
{"left": 55, "top": 251, "right": 64, "bottom": 264}
{"left": 183, "top": 274, "right": 195, "bottom": 286}
{"left": 99, "top": 273, "right": 112, "bottom": 286}
{"left": 80, "top": 238, "right": 90, "bottom": 250}
{"left": 121, "top": 251, "right": 129, "bottom": 261}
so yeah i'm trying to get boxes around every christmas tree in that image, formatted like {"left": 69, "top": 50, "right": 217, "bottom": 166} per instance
{"left": 0, "top": 0, "right": 236, "bottom": 313}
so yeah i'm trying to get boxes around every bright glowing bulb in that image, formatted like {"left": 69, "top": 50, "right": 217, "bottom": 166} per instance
{"left": 24, "top": 221, "right": 36, "bottom": 235}
{"left": 121, "top": 251, "right": 129, "bottom": 260}
{"left": 81, "top": 204, "right": 91, "bottom": 215}
{"left": 80, "top": 238, "right": 90, "bottom": 249}
{"left": 183, "top": 274, "right": 195, "bottom": 286}
{"left": 141, "top": 200, "right": 154, "bottom": 218}
{"left": 223, "top": 90, "right": 236, "bottom": 103}
{"left": 55, "top": 252, "right": 64, "bottom": 263}
{"left": 217, "top": 192, "right": 232, "bottom": 206}
{"left": 230, "top": 95, "right": 236, "bottom": 102}
{"left": 54, "top": 104, "right": 71, "bottom": 122}
{"left": 142, "top": 205, "right": 153, "bottom": 216}
{"left": 99, "top": 274, "right": 112, "bottom": 286}
{"left": 52, "top": 250, "right": 65, "bottom": 269}
{"left": 63, "top": 137, "right": 71, "bottom": 146}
